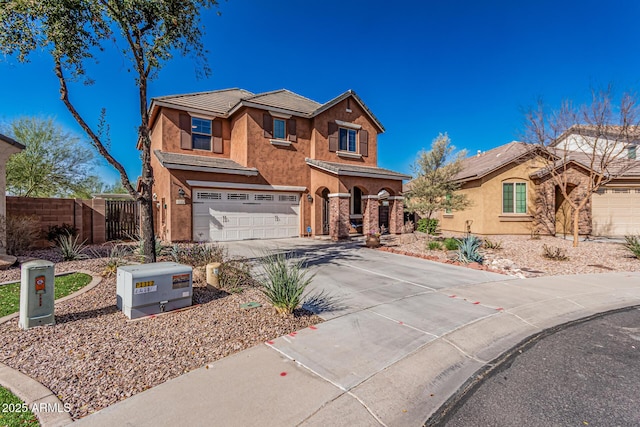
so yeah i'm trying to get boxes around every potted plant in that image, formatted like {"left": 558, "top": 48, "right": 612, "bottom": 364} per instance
{"left": 365, "top": 229, "right": 381, "bottom": 248}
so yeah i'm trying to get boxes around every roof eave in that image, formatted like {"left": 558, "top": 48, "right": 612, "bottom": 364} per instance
{"left": 312, "top": 90, "right": 385, "bottom": 133}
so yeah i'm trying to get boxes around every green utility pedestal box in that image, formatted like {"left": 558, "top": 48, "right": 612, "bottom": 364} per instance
{"left": 19, "top": 260, "right": 55, "bottom": 330}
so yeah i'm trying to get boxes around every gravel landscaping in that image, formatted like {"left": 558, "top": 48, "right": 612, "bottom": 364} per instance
{"left": 385, "top": 233, "right": 640, "bottom": 277}
{"left": 0, "top": 248, "right": 321, "bottom": 420}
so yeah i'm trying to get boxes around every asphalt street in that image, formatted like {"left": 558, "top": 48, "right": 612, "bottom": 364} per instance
{"left": 439, "top": 307, "right": 640, "bottom": 427}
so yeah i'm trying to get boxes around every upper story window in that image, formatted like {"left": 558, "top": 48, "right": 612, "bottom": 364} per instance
{"left": 273, "top": 119, "right": 286, "bottom": 140}
{"left": 503, "top": 182, "right": 527, "bottom": 214}
{"left": 192, "top": 117, "right": 211, "bottom": 150}
{"left": 339, "top": 128, "right": 357, "bottom": 152}
{"left": 628, "top": 144, "right": 637, "bottom": 160}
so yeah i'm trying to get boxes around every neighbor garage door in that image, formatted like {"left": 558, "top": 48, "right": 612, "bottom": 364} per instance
{"left": 592, "top": 187, "right": 640, "bottom": 236}
{"left": 192, "top": 189, "right": 300, "bottom": 242}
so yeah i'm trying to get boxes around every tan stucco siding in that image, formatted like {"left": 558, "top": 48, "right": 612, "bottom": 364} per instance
{"left": 440, "top": 159, "right": 541, "bottom": 235}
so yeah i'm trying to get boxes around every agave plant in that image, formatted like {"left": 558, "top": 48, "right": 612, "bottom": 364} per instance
{"left": 457, "top": 235, "right": 484, "bottom": 264}
{"left": 57, "top": 233, "right": 89, "bottom": 261}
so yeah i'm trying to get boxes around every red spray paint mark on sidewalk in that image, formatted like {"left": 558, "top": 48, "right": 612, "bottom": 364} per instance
{"left": 309, "top": 325, "right": 318, "bottom": 330}
{"left": 266, "top": 341, "right": 274, "bottom": 345}
{"left": 280, "top": 372, "right": 287, "bottom": 377}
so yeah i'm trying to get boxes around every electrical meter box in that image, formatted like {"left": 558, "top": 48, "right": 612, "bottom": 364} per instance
{"left": 19, "top": 260, "right": 55, "bottom": 330}
{"left": 116, "top": 262, "right": 193, "bottom": 319}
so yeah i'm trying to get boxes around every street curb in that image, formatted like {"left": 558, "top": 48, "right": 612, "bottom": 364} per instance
{"left": 424, "top": 303, "right": 640, "bottom": 426}
{"left": 0, "top": 362, "right": 73, "bottom": 427}
{"left": 0, "top": 270, "right": 102, "bottom": 325}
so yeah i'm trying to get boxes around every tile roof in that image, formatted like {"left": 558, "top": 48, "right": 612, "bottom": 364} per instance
{"left": 154, "top": 150, "right": 258, "bottom": 175}
{"left": 243, "top": 89, "right": 321, "bottom": 115}
{"left": 154, "top": 88, "right": 254, "bottom": 115}
{"left": 454, "top": 142, "right": 537, "bottom": 182}
{"left": 305, "top": 158, "right": 410, "bottom": 180}
{"left": 151, "top": 88, "right": 384, "bottom": 131}
{"left": 530, "top": 148, "right": 640, "bottom": 178}
{"left": 0, "top": 133, "right": 25, "bottom": 150}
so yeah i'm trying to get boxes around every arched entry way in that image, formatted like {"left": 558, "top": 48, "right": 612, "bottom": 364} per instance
{"left": 321, "top": 188, "right": 330, "bottom": 235}
{"left": 377, "top": 189, "right": 392, "bottom": 232}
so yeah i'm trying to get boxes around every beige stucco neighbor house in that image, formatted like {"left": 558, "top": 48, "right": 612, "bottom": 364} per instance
{"left": 146, "top": 88, "right": 410, "bottom": 242}
{"left": 0, "top": 133, "right": 25, "bottom": 255}
{"left": 439, "top": 140, "right": 640, "bottom": 237}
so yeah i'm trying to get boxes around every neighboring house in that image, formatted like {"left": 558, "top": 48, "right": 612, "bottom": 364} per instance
{"left": 0, "top": 134, "right": 26, "bottom": 254}
{"left": 147, "top": 88, "right": 410, "bottom": 242}
{"left": 438, "top": 140, "right": 640, "bottom": 237}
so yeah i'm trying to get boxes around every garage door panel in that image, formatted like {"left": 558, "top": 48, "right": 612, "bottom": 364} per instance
{"left": 592, "top": 187, "right": 640, "bottom": 236}
{"left": 193, "top": 189, "right": 300, "bottom": 242}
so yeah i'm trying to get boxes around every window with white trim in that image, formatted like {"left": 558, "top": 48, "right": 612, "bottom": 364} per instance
{"left": 628, "top": 145, "right": 637, "bottom": 160}
{"left": 273, "top": 119, "right": 286, "bottom": 140}
{"left": 339, "top": 128, "right": 357, "bottom": 152}
{"left": 502, "top": 182, "right": 527, "bottom": 214}
{"left": 191, "top": 117, "right": 211, "bottom": 150}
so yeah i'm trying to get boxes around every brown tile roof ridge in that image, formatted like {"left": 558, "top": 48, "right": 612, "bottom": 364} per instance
{"left": 154, "top": 87, "right": 254, "bottom": 101}
{"left": 153, "top": 150, "right": 256, "bottom": 171}
{"left": 305, "top": 158, "right": 410, "bottom": 179}
{"left": 453, "top": 141, "right": 535, "bottom": 182}
{"left": 248, "top": 89, "right": 322, "bottom": 106}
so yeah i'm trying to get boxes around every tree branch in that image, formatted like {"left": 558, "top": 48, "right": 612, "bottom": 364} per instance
{"left": 54, "top": 58, "right": 139, "bottom": 199}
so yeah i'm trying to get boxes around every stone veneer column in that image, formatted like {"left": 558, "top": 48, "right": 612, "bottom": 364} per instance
{"left": 362, "top": 196, "right": 379, "bottom": 235}
{"left": 328, "top": 193, "right": 351, "bottom": 241}
{"left": 389, "top": 197, "right": 404, "bottom": 235}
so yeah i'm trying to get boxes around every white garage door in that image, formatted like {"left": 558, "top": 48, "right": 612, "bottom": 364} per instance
{"left": 192, "top": 189, "right": 300, "bottom": 242}
{"left": 592, "top": 187, "right": 640, "bottom": 236}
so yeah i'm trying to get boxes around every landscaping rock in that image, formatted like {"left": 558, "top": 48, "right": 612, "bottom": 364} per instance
{"left": 0, "top": 255, "right": 17, "bottom": 271}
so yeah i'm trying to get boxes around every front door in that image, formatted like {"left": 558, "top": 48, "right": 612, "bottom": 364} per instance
{"left": 322, "top": 189, "right": 330, "bottom": 234}
{"left": 378, "top": 203, "right": 389, "bottom": 231}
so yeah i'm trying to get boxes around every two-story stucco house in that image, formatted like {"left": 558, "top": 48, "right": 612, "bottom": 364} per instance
{"left": 147, "top": 88, "right": 409, "bottom": 242}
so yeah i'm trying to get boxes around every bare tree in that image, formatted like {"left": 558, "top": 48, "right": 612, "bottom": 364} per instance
{"left": 524, "top": 87, "right": 640, "bottom": 247}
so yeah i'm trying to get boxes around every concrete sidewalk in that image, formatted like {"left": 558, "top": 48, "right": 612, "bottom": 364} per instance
{"left": 72, "top": 271, "right": 640, "bottom": 427}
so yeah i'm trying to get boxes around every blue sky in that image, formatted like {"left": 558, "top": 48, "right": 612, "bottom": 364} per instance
{"left": 2, "top": 0, "right": 640, "bottom": 183}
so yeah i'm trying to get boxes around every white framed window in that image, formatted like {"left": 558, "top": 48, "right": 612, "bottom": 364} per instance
{"left": 445, "top": 194, "right": 452, "bottom": 214}
{"left": 191, "top": 117, "right": 211, "bottom": 150}
{"left": 339, "top": 128, "right": 357, "bottom": 152}
{"left": 628, "top": 145, "right": 637, "bottom": 160}
{"left": 502, "top": 182, "right": 527, "bottom": 214}
{"left": 273, "top": 119, "right": 286, "bottom": 140}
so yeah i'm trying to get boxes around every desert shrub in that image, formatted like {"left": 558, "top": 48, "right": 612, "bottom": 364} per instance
{"left": 530, "top": 229, "right": 541, "bottom": 240}
{"left": 623, "top": 235, "right": 640, "bottom": 259}
{"left": 169, "top": 243, "right": 226, "bottom": 267}
{"left": 136, "top": 236, "right": 164, "bottom": 258}
{"left": 257, "top": 252, "right": 314, "bottom": 315}
{"left": 483, "top": 238, "right": 503, "bottom": 250}
{"left": 443, "top": 237, "right": 459, "bottom": 251}
{"left": 219, "top": 259, "right": 254, "bottom": 291}
{"left": 542, "top": 244, "right": 568, "bottom": 261}
{"left": 417, "top": 218, "right": 439, "bottom": 235}
{"left": 403, "top": 220, "right": 415, "bottom": 234}
{"left": 57, "top": 233, "right": 89, "bottom": 261}
{"left": 101, "top": 244, "right": 131, "bottom": 277}
{"left": 5, "top": 215, "right": 40, "bottom": 255}
{"left": 46, "top": 223, "right": 78, "bottom": 242}
{"left": 427, "top": 241, "right": 442, "bottom": 250}
{"left": 457, "top": 235, "right": 484, "bottom": 264}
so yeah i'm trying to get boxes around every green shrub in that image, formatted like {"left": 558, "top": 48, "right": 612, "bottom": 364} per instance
{"left": 443, "top": 237, "right": 459, "bottom": 251}
{"left": 417, "top": 218, "right": 439, "bottom": 234}
{"left": 46, "top": 223, "right": 78, "bottom": 242}
{"left": 219, "top": 259, "right": 254, "bottom": 291}
{"left": 623, "top": 235, "right": 640, "bottom": 259}
{"left": 542, "top": 244, "right": 568, "bottom": 261}
{"left": 457, "top": 235, "right": 484, "bottom": 264}
{"left": 427, "top": 241, "right": 442, "bottom": 250}
{"left": 4, "top": 215, "right": 40, "bottom": 255}
{"left": 258, "top": 252, "right": 314, "bottom": 315}
{"left": 57, "top": 233, "right": 89, "bottom": 261}
{"left": 483, "top": 238, "right": 502, "bottom": 250}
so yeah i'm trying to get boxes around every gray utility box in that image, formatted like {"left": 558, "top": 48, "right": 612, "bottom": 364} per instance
{"left": 116, "top": 262, "right": 193, "bottom": 320}
{"left": 20, "top": 260, "right": 55, "bottom": 330}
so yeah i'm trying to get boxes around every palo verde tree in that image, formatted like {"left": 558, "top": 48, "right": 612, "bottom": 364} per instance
{"left": 4, "top": 117, "right": 100, "bottom": 198}
{"left": 524, "top": 87, "right": 640, "bottom": 247}
{"left": 405, "top": 133, "right": 470, "bottom": 219}
{"left": 0, "top": 0, "right": 219, "bottom": 262}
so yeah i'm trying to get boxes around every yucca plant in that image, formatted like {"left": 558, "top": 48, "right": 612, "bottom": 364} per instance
{"left": 457, "top": 235, "right": 484, "bottom": 264}
{"left": 623, "top": 235, "right": 640, "bottom": 259}
{"left": 57, "top": 233, "right": 89, "bottom": 261}
{"left": 101, "top": 244, "right": 131, "bottom": 277}
{"left": 258, "top": 252, "right": 315, "bottom": 315}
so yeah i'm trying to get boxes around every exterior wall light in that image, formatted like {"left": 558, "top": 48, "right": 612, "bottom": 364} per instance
{"left": 177, "top": 187, "right": 186, "bottom": 199}
{"left": 307, "top": 194, "right": 313, "bottom": 203}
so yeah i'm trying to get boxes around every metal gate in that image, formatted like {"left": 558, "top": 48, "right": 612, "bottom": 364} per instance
{"left": 105, "top": 200, "right": 140, "bottom": 241}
